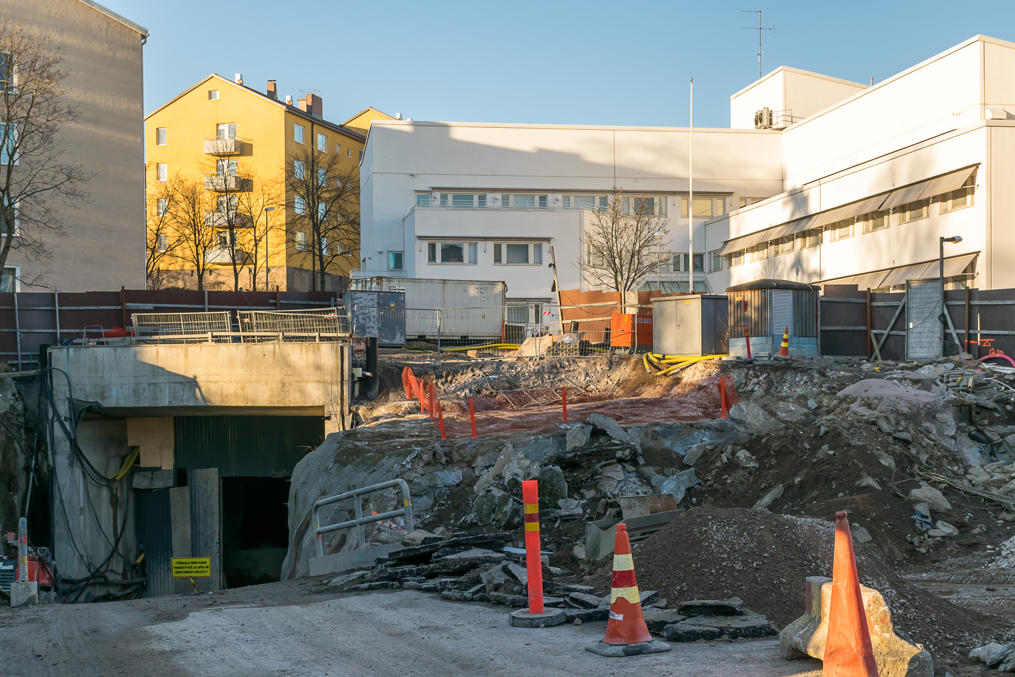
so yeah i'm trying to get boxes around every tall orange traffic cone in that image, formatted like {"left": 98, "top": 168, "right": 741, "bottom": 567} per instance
{"left": 823, "top": 510, "right": 879, "bottom": 676}
{"left": 586, "top": 523, "right": 671, "bottom": 657}
{"left": 778, "top": 325, "right": 790, "bottom": 357}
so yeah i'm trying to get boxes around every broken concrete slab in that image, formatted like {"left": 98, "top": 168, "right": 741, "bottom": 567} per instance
{"left": 565, "top": 424, "right": 592, "bottom": 452}
{"left": 677, "top": 598, "right": 745, "bottom": 617}
{"left": 660, "top": 622, "right": 722, "bottom": 642}
{"left": 680, "top": 614, "right": 776, "bottom": 639}
{"left": 586, "top": 413, "right": 634, "bottom": 447}
{"left": 387, "top": 533, "right": 513, "bottom": 564}
{"left": 779, "top": 576, "right": 933, "bottom": 677}
{"left": 563, "top": 607, "right": 608, "bottom": 623}
{"left": 753, "top": 484, "right": 784, "bottom": 510}
{"left": 565, "top": 592, "right": 602, "bottom": 609}
{"left": 906, "top": 484, "right": 952, "bottom": 513}
{"left": 642, "top": 608, "right": 688, "bottom": 633}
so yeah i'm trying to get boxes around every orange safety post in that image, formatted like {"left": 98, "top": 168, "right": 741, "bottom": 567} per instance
{"left": 585, "top": 523, "right": 670, "bottom": 656}
{"left": 745, "top": 325, "right": 752, "bottom": 360}
{"left": 428, "top": 382, "right": 436, "bottom": 420}
{"left": 823, "top": 510, "right": 879, "bottom": 677}
{"left": 562, "top": 387, "right": 568, "bottom": 423}
{"left": 468, "top": 397, "right": 478, "bottom": 439}
{"left": 436, "top": 393, "right": 447, "bottom": 441}
{"left": 719, "top": 376, "right": 728, "bottom": 419}
{"left": 401, "top": 367, "right": 412, "bottom": 399}
{"left": 522, "top": 480, "right": 544, "bottom": 614}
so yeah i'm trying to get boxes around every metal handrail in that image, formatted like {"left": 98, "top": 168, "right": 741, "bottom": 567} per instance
{"left": 312, "top": 479, "right": 414, "bottom": 558}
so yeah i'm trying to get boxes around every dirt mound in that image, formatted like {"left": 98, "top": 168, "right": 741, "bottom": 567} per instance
{"left": 604, "top": 507, "right": 994, "bottom": 658}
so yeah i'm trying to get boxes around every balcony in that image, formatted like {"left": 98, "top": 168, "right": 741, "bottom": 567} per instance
{"left": 204, "top": 211, "right": 252, "bottom": 227}
{"left": 206, "top": 246, "right": 250, "bottom": 265}
{"left": 203, "top": 137, "right": 242, "bottom": 155}
{"left": 204, "top": 174, "right": 250, "bottom": 191}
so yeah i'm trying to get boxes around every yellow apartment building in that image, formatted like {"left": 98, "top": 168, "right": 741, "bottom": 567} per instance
{"left": 144, "top": 73, "right": 391, "bottom": 291}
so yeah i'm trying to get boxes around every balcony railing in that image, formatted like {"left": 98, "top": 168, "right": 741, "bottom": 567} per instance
{"left": 204, "top": 174, "right": 249, "bottom": 191}
{"left": 204, "top": 212, "right": 252, "bottom": 227}
{"left": 203, "top": 137, "right": 242, "bottom": 155}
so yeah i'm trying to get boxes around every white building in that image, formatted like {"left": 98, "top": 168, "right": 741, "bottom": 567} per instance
{"left": 359, "top": 34, "right": 1015, "bottom": 302}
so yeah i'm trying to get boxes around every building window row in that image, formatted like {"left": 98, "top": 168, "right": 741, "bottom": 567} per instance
{"left": 415, "top": 192, "right": 680, "bottom": 215}
{"left": 493, "top": 242, "right": 542, "bottom": 265}
{"left": 427, "top": 241, "right": 478, "bottom": 265}
{"left": 727, "top": 177, "right": 975, "bottom": 267}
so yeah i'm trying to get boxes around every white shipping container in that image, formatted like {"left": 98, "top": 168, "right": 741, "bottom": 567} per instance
{"left": 350, "top": 277, "right": 507, "bottom": 339}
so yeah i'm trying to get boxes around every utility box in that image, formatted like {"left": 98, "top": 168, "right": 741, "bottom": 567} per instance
{"left": 345, "top": 290, "right": 406, "bottom": 346}
{"left": 652, "top": 294, "right": 728, "bottom": 356}
{"left": 727, "top": 279, "right": 818, "bottom": 358}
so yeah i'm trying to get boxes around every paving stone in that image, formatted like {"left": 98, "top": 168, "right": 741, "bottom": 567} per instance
{"left": 677, "top": 598, "right": 745, "bottom": 617}
{"left": 660, "top": 622, "right": 722, "bottom": 642}
{"left": 387, "top": 533, "right": 513, "bottom": 564}
{"left": 642, "top": 608, "right": 688, "bottom": 634}
{"left": 438, "top": 578, "right": 471, "bottom": 591}
{"left": 565, "top": 592, "right": 603, "bottom": 609}
{"left": 441, "top": 589, "right": 473, "bottom": 602}
{"left": 488, "top": 592, "right": 528, "bottom": 607}
{"left": 502, "top": 561, "right": 528, "bottom": 586}
{"left": 692, "top": 614, "right": 777, "bottom": 639}
{"left": 563, "top": 607, "right": 609, "bottom": 623}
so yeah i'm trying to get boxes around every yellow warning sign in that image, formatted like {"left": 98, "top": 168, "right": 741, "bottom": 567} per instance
{"left": 171, "top": 557, "right": 211, "bottom": 578}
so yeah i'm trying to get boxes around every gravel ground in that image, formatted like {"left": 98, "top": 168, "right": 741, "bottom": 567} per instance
{"left": 0, "top": 583, "right": 822, "bottom": 677}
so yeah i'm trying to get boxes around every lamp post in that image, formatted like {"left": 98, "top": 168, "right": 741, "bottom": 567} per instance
{"left": 939, "top": 235, "right": 962, "bottom": 355}
{"left": 264, "top": 206, "right": 275, "bottom": 291}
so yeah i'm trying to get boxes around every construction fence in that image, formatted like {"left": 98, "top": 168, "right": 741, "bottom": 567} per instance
{"left": 0, "top": 288, "right": 339, "bottom": 369}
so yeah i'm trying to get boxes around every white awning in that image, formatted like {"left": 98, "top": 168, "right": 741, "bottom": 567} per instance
{"left": 822, "top": 253, "right": 978, "bottom": 290}
{"left": 880, "top": 166, "right": 977, "bottom": 210}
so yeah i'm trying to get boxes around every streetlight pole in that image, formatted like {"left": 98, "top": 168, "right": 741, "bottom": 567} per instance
{"left": 939, "top": 235, "right": 962, "bottom": 356}
{"left": 264, "top": 206, "right": 275, "bottom": 292}
{"left": 688, "top": 77, "right": 694, "bottom": 294}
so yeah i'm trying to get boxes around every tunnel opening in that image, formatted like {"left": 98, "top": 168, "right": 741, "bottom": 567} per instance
{"left": 222, "top": 477, "right": 290, "bottom": 587}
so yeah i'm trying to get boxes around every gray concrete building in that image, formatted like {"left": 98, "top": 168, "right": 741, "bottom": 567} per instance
{"left": 1, "top": 0, "right": 147, "bottom": 291}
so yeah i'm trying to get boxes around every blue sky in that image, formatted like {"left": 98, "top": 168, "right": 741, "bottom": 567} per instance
{"left": 106, "top": 0, "right": 1015, "bottom": 128}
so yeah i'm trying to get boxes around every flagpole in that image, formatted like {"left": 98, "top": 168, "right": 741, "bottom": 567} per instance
{"left": 688, "top": 77, "right": 694, "bottom": 294}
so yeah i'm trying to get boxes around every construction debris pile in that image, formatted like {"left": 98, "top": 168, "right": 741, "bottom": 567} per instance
{"left": 970, "top": 641, "right": 1015, "bottom": 672}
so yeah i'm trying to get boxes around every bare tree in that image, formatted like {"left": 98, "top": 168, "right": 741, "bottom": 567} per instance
{"left": 582, "top": 191, "right": 669, "bottom": 303}
{"left": 286, "top": 143, "right": 359, "bottom": 291}
{"left": 235, "top": 172, "right": 282, "bottom": 291}
{"left": 0, "top": 24, "right": 87, "bottom": 284}
{"left": 145, "top": 174, "right": 184, "bottom": 289}
{"left": 163, "top": 174, "right": 217, "bottom": 291}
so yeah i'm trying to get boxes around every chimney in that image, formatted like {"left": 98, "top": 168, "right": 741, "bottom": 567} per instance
{"left": 305, "top": 93, "right": 323, "bottom": 119}
{"left": 234, "top": 72, "right": 243, "bottom": 85}
{"left": 285, "top": 94, "right": 292, "bottom": 105}
{"left": 297, "top": 96, "right": 307, "bottom": 112}
{"left": 266, "top": 80, "right": 277, "bottom": 100}
{"left": 394, "top": 112, "right": 402, "bottom": 120}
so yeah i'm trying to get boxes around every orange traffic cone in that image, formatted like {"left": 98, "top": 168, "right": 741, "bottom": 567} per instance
{"left": 586, "top": 523, "right": 671, "bottom": 657}
{"left": 823, "top": 510, "right": 879, "bottom": 677}
{"left": 778, "top": 325, "right": 790, "bottom": 357}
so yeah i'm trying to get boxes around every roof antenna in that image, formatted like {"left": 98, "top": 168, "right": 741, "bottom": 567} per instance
{"left": 740, "top": 10, "right": 775, "bottom": 79}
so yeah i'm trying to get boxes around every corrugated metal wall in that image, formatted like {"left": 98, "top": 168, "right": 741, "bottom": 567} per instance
{"left": 792, "top": 290, "right": 819, "bottom": 337}
{"left": 134, "top": 489, "right": 173, "bottom": 598}
{"left": 174, "top": 416, "right": 325, "bottom": 478}
{"left": 728, "top": 290, "right": 769, "bottom": 339}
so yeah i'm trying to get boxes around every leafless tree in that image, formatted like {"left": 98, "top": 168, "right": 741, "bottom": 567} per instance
{"left": 285, "top": 144, "right": 359, "bottom": 291}
{"left": 0, "top": 24, "right": 87, "bottom": 285}
{"left": 145, "top": 174, "right": 184, "bottom": 289}
{"left": 582, "top": 191, "right": 669, "bottom": 304}
{"left": 163, "top": 173, "right": 217, "bottom": 291}
{"left": 235, "top": 172, "right": 282, "bottom": 291}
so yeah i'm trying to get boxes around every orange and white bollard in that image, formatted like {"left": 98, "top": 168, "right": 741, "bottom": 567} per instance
{"left": 509, "top": 480, "right": 565, "bottom": 628}
{"left": 468, "top": 397, "right": 478, "bottom": 439}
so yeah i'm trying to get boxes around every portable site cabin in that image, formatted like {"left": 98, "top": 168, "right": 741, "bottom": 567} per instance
{"left": 651, "top": 294, "right": 729, "bottom": 356}
{"left": 727, "top": 280, "right": 819, "bottom": 358}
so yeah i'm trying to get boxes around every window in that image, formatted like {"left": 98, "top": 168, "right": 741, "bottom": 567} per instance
{"left": 628, "top": 196, "right": 665, "bottom": 216}
{"left": 156, "top": 233, "right": 168, "bottom": 253}
{"left": 217, "top": 195, "right": 237, "bottom": 212}
{"left": 358, "top": 150, "right": 363, "bottom": 162}
{"left": 861, "top": 210, "right": 889, "bottom": 233}
{"left": 295, "top": 231, "right": 307, "bottom": 251}
{"left": 320, "top": 237, "right": 328, "bottom": 256}
{"left": 336, "top": 178, "right": 342, "bottom": 189}
{"left": 427, "top": 241, "right": 477, "bottom": 264}
{"left": 0, "top": 123, "right": 15, "bottom": 165}
{"left": 738, "top": 197, "right": 763, "bottom": 208}
{"left": 829, "top": 218, "right": 853, "bottom": 241}
{"left": 216, "top": 123, "right": 236, "bottom": 139}
{"left": 216, "top": 158, "right": 237, "bottom": 176}
{"left": 217, "top": 231, "right": 234, "bottom": 248}
{"left": 493, "top": 242, "right": 543, "bottom": 265}
{"left": 156, "top": 127, "right": 167, "bottom": 146}
{"left": 156, "top": 163, "right": 167, "bottom": 181}
{"left": 346, "top": 148, "right": 351, "bottom": 158}
{"left": 388, "top": 251, "right": 404, "bottom": 270}
{"left": 156, "top": 198, "right": 168, "bottom": 216}
{"left": 682, "top": 196, "right": 725, "bottom": 218}
{"left": 729, "top": 251, "right": 745, "bottom": 267}
{"left": 294, "top": 159, "right": 305, "bottom": 180}
{"left": 671, "top": 253, "right": 685, "bottom": 272}
{"left": 208, "top": 90, "right": 220, "bottom": 100}
{"left": 748, "top": 245, "right": 769, "bottom": 262}
{"left": 800, "top": 230, "right": 821, "bottom": 248}
{"left": 294, "top": 195, "right": 306, "bottom": 214}
{"left": 0, "top": 266, "right": 17, "bottom": 292}
{"left": 774, "top": 237, "right": 794, "bottom": 255}
{"left": 1, "top": 198, "right": 19, "bottom": 236}
{"left": 563, "top": 195, "right": 609, "bottom": 211}
{"left": 897, "top": 199, "right": 929, "bottom": 224}
{"left": 294, "top": 124, "right": 305, "bottom": 144}
{"left": 335, "top": 143, "right": 341, "bottom": 154}
{"left": 710, "top": 252, "right": 723, "bottom": 271}
{"left": 416, "top": 194, "right": 431, "bottom": 208}
{"left": 587, "top": 246, "right": 605, "bottom": 267}
{"left": 503, "top": 194, "right": 548, "bottom": 209}
{"left": 0, "top": 51, "right": 13, "bottom": 94}
{"left": 692, "top": 253, "right": 704, "bottom": 272}
{"left": 451, "top": 193, "right": 476, "bottom": 208}
{"left": 318, "top": 203, "right": 327, "bottom": 220}
{"left": 317, "top": 133, "right": 327, "bottom": 152}
{"left": 317, "top": 168, "right": 327, "bottom": 186}
{"left": 938, "top": 176, "right": 974, "bottom": 214}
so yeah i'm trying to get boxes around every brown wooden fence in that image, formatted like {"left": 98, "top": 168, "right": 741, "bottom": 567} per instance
{"left": 0, "top": 288, "right": 339, "bottom": 368}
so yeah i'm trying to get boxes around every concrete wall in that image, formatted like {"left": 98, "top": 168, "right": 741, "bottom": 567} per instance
{"left": 729, "top": 67, "right": 865, "bottom": 130}
{"left": 2, "top": 0, "right": 146, "bottom": 290}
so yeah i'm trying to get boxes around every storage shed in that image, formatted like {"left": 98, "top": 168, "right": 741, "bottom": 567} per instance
{"left": 727, "top": 280, "right": 818, "bottom": 358}
{"left": 651, "top": 295, "right": 728, "bottom": 356}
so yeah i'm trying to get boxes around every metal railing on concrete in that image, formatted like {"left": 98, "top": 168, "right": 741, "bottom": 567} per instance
{"left": 312, "top": 479, "right": 414, "bottom": 558}
{"left": 131, "top": 311, "right": 232, "bottom": 337}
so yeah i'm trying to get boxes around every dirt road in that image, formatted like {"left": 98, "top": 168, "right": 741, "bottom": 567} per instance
{"left": 1, "top": 581, "right": 821, "bottom": 676}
